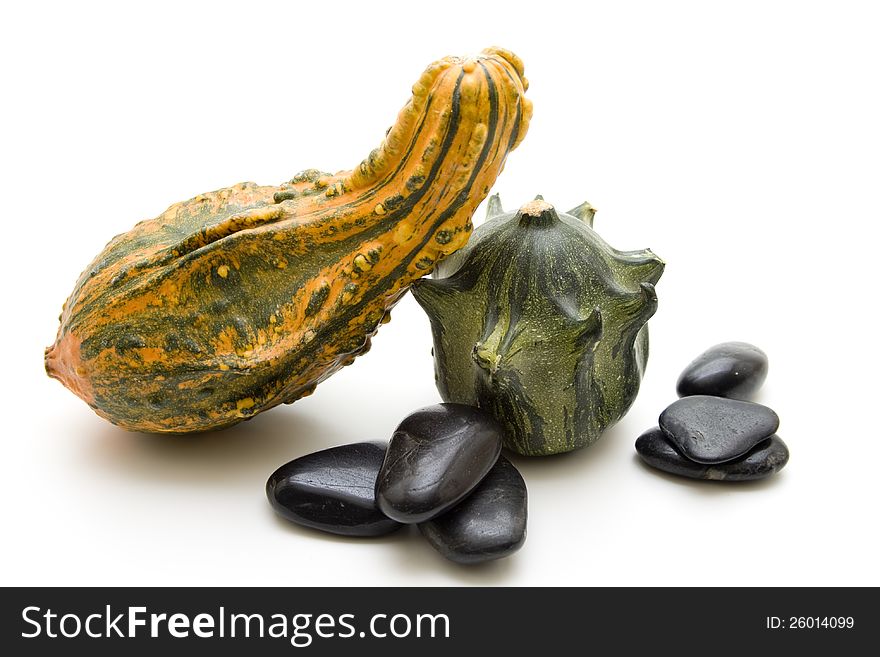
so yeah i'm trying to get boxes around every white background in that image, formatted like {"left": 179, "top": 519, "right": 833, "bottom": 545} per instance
{"left": 2, "top": 0, "right": 878, "bottom": 586}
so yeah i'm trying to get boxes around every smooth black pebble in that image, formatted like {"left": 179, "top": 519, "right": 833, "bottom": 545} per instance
{"left": 266, "top": 442, "right": 402, "bottom": 537}
{"left": 659, "top": 395, "right": 779, "bottom": 464}
{"left": 677, "top": 341, "right": 768, "bottom": 400}
{"left": 636, "top": 427, "right": 789, "bottom": 481}
{"left": 375, "top": 403, "right": 503, "bottom": 524}
{"left": 419, "top": 457, "right": 527, "bottom": 564}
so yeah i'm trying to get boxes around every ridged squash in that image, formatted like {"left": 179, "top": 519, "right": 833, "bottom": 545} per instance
{"left": 411, "top": 196, "right": 663, "bottom": 456}
{"left": 45, "top": 47, "right": 531, "bottom": 433}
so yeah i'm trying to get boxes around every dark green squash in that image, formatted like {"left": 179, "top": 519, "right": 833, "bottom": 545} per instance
{"left": 411, "top": 196, "right": 664, "bottom": 456}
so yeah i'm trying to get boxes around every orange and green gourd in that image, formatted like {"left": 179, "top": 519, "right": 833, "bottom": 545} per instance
{"left": 45, "top": 47, "right": 532, "bottom": 433}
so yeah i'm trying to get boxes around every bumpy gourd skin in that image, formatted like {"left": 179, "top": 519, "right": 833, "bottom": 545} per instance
{"left": 45, "top": 47, "right": 531, "bottom": 433}
{"left": 411, "top": 197, "right": 663, "bottom": 456}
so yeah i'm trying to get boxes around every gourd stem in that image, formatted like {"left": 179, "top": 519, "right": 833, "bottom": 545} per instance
{"left": 517, "top": 199, "right": 559, "bottom": 227}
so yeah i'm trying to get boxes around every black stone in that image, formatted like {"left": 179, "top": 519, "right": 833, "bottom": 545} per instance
{"left": 677, "top": 341, "right": 768, "bottom": 400}
{"left": 375, "top": 403, "right": 503, "bottom": 524}
{"left": 635, "top": 427, "right": 789, "bottom": 481}
{"left": 419, "top": 457, "right": 527, "bottom": 564}
{"left": 659, "top": 395, "right": 779, "bottom": 464}
{"left": 266, "top": 442, "right": 402, "bottom": 537}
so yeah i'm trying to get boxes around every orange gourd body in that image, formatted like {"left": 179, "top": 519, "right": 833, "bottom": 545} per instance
{"left": 45, "top": 47, "right": 531, "bottom": 433}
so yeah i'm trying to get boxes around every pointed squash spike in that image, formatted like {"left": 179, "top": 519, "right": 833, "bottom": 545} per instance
{"left": 534, "top": 194, "right": 544, "bottom": 201}
{"left": 573, "top": 306, "right": 604, "bottom": 352}
{"left": 410, "top": 277, "right": 462, "bottom": 317}
{"left": 615, "top": 248, "right": 665, "bottom": 286}
{"left": 486, "top": 193, "right": 504, "bottom": 218}
{"left": 566, "top": 201, "right": 596, "bottom": 228}
{"left": 619, "top": 283, "right": 659, "bottom": 329}
{"left": 473, "top": 341, "right": 502, "bottom": 374}
{"left": 623, "top": 249, "right": 666, "bottom": 285}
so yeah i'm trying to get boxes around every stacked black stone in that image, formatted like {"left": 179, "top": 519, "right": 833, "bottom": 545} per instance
{"left": 636, "top": 342, "right": 789, "bottom": 481}
{"left": 267, "top": 403, "right": 527, "bottom": 565}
